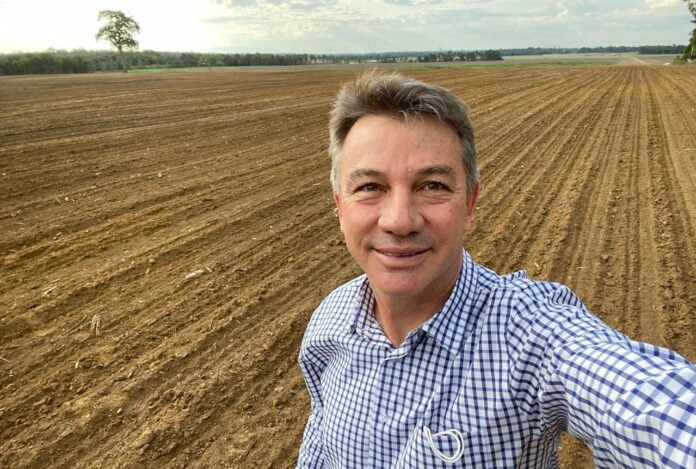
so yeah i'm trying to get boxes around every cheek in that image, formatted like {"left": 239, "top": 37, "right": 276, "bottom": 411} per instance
{"left": 432, "top": 206, "right": 470, "bottom": 236}
{"left": 337, "top": 205, "right": 364, "bottom": 239}
{"left": 342, "top": 211, "right": 371, "bottom": 238}
{"left": 342, "top": 201, "right": 377, "bottom": 226}
{"left": 342, "top": 210, "right": 383, "bottom": 253}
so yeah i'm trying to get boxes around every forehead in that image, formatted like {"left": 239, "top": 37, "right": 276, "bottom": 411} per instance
{"left": 341, "top": 114, "right": 464, "bottom": 176}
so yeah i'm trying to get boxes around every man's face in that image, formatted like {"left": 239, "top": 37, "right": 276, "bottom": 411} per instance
{"left": 334, "top": 114, "right": 479, "bottom": 303}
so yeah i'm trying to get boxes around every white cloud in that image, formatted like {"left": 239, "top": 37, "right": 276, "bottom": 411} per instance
{"left": 645, "top": 0, "right": 681, "bottom": 9}
{"left": 0, "top": 0, "right": 692, "bottom": 54}
{"left": 556, "top": 1, "right": 569, "bottom": 18}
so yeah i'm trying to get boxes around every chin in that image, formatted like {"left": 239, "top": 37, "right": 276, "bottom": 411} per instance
{"left": 368, "top": 274, "right": 429, "bottom": 298}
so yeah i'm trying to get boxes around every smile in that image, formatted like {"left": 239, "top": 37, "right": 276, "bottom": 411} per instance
{"left": 376, "top": 249, "right": 427, "bottom": 256}
{"left": 373, "top": 247, "right": 430, "bottom": 265}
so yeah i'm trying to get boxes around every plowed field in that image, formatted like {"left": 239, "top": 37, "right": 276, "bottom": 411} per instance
{"left": 1, "top": 65, "right": 695, "bottom": 468}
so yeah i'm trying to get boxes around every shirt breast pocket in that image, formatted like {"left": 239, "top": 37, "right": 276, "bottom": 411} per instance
{"left": 394, "top": 425, "right": 482, "bottom": 468}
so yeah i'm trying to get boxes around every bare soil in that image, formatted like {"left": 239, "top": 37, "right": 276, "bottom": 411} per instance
{"left": 1, "top": 65, "right": 695, "bottom": 468}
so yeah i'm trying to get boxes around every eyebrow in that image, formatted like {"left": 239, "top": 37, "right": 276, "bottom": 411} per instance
{"left": 348, "top": 165, "right": 456, "bottom": 181}
{"left": 417, "top": 165, "right": 456, "bottom": 177}
{"left": 349, "top": 168, "right": 385, "bottom": 181}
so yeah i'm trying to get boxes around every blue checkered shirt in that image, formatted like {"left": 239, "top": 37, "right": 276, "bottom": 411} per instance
{"left": 297, "top": 251, "right": 696, "bottom": 468}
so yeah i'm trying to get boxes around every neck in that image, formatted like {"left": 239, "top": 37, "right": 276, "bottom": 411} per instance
{"left": 372, "top": 282, "right": 454, "bottom": 348}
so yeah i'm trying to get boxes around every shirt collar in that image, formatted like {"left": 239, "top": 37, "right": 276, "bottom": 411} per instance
{"left": 419, "top": 250, "right": 477, "bottom": 355}
{"left": 351, "top": 277, "right": 374, "bottom": 335}
{"left": 350, "top": 250, "right": 479, "bottom": 354}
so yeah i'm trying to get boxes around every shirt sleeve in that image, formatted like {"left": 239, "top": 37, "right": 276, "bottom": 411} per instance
{"left": 506, "top": 281, "right": 696, "bottom": 468}
{"left": 297, "top": 347, "right": 326, "bottom": 468}
{"left": 592, "top": 355, "right": 696, "bottom": 467}
{"left": 297, "top": 400, "right": 325, "bottom": 468}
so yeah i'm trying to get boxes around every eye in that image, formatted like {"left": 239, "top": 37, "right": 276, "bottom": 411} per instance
{"left": 421, "top": 181, "right": 449, "bottom": 191}
{"left": 355, "top": 182, "right": 381, "bottom": 192}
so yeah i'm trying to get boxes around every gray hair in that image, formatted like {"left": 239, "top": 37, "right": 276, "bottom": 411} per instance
{"left": 329, "top": 71, "right": 478, "bottom": 194}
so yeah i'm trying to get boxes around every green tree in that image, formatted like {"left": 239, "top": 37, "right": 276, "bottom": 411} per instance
{"left": 483, "top": 50, "right": 503, "bottom": 61}
{"left": 683, "top": 0, "right": 696, "bottom": 61}
{"left": 198, "top": 53, "right": 212, "bottom": 70}
{"left": 96, "top": 10, "right": 140, "bottom": 73}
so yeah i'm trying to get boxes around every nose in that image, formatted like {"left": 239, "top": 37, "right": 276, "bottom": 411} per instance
{"left": 377, "top": 190, "right": 423, "bottom": 236}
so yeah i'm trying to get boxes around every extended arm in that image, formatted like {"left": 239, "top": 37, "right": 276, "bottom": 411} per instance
{"left": 555, "top": 339, "right": 696, "bottom": 467}
{"left": 507, "top": 282, "right": 696, "bottom": 468}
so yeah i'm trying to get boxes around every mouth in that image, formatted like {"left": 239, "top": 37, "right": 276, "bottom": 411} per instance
{"left": 373, "top": 247, "right": 430, "bottom": 265}
{"left": 375, "top": 248, "right": 428, "bottom": 257}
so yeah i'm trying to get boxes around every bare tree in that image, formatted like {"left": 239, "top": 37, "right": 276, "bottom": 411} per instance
{"left": 96, "top": 10, "right": 140, "bottom": 73}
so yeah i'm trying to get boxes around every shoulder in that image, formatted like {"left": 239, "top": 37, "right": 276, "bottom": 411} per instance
{"left": 474, "top": 267, "right": 622, "bottom": 353}
{"left": 487, "top": 269, "right": 584, "bottom": 312}
{"left": 299, "top": 274, "right": 365, "bottom": 362}
{"left": 484, "top": 270, "right": 590, "bottom": 326}
{"left": 304, "top": 274, "right": 365, "bottom": 335}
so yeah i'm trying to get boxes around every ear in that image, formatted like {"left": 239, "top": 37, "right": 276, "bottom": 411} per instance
{"left": 462, "top": 181, "right": 480, "bottom": 233}
{"left": 466, "top": 181, "right": 480, "bottom": 217}
{"left": 333, "top": 192, "right": 344, "bottom": 231}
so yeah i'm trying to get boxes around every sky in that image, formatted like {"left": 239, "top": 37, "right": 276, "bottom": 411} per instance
{"left": 0, "top": 0, "right": 693, "bottom": 54}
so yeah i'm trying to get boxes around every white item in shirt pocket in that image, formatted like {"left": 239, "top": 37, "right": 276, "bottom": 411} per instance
{"left": 394, "top": 424, "right": 480, "bottom": 468}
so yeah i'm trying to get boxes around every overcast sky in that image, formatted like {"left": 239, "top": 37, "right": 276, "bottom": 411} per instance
{"left": 0, "top": 0, "right": 692, "bottom": 54}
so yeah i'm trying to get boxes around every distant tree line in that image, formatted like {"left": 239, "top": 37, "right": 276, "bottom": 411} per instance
{"left": 318, "top": 45, "right": 683, "bottom": 62}
{"left": 637, "top": 45, "right": 688, "bottom": 54}
{"left": 500, "top": 45, "right": 685, "bottom": 55}
{"left": 0, "top": 49, "right": 312, "bottom": 75}
{"left": 0, "top": 44, "right": 687, "bottom": 76}
{"left": 309, "top": 50, "right": 503, "bottom": 63}
{"left": 416, "top": 50, "right": 503, "bottom": 62}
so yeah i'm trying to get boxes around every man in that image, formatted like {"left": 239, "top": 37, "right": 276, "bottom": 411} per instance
{"left": 297, "top": 72, "right": 696, "bottom": 467}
